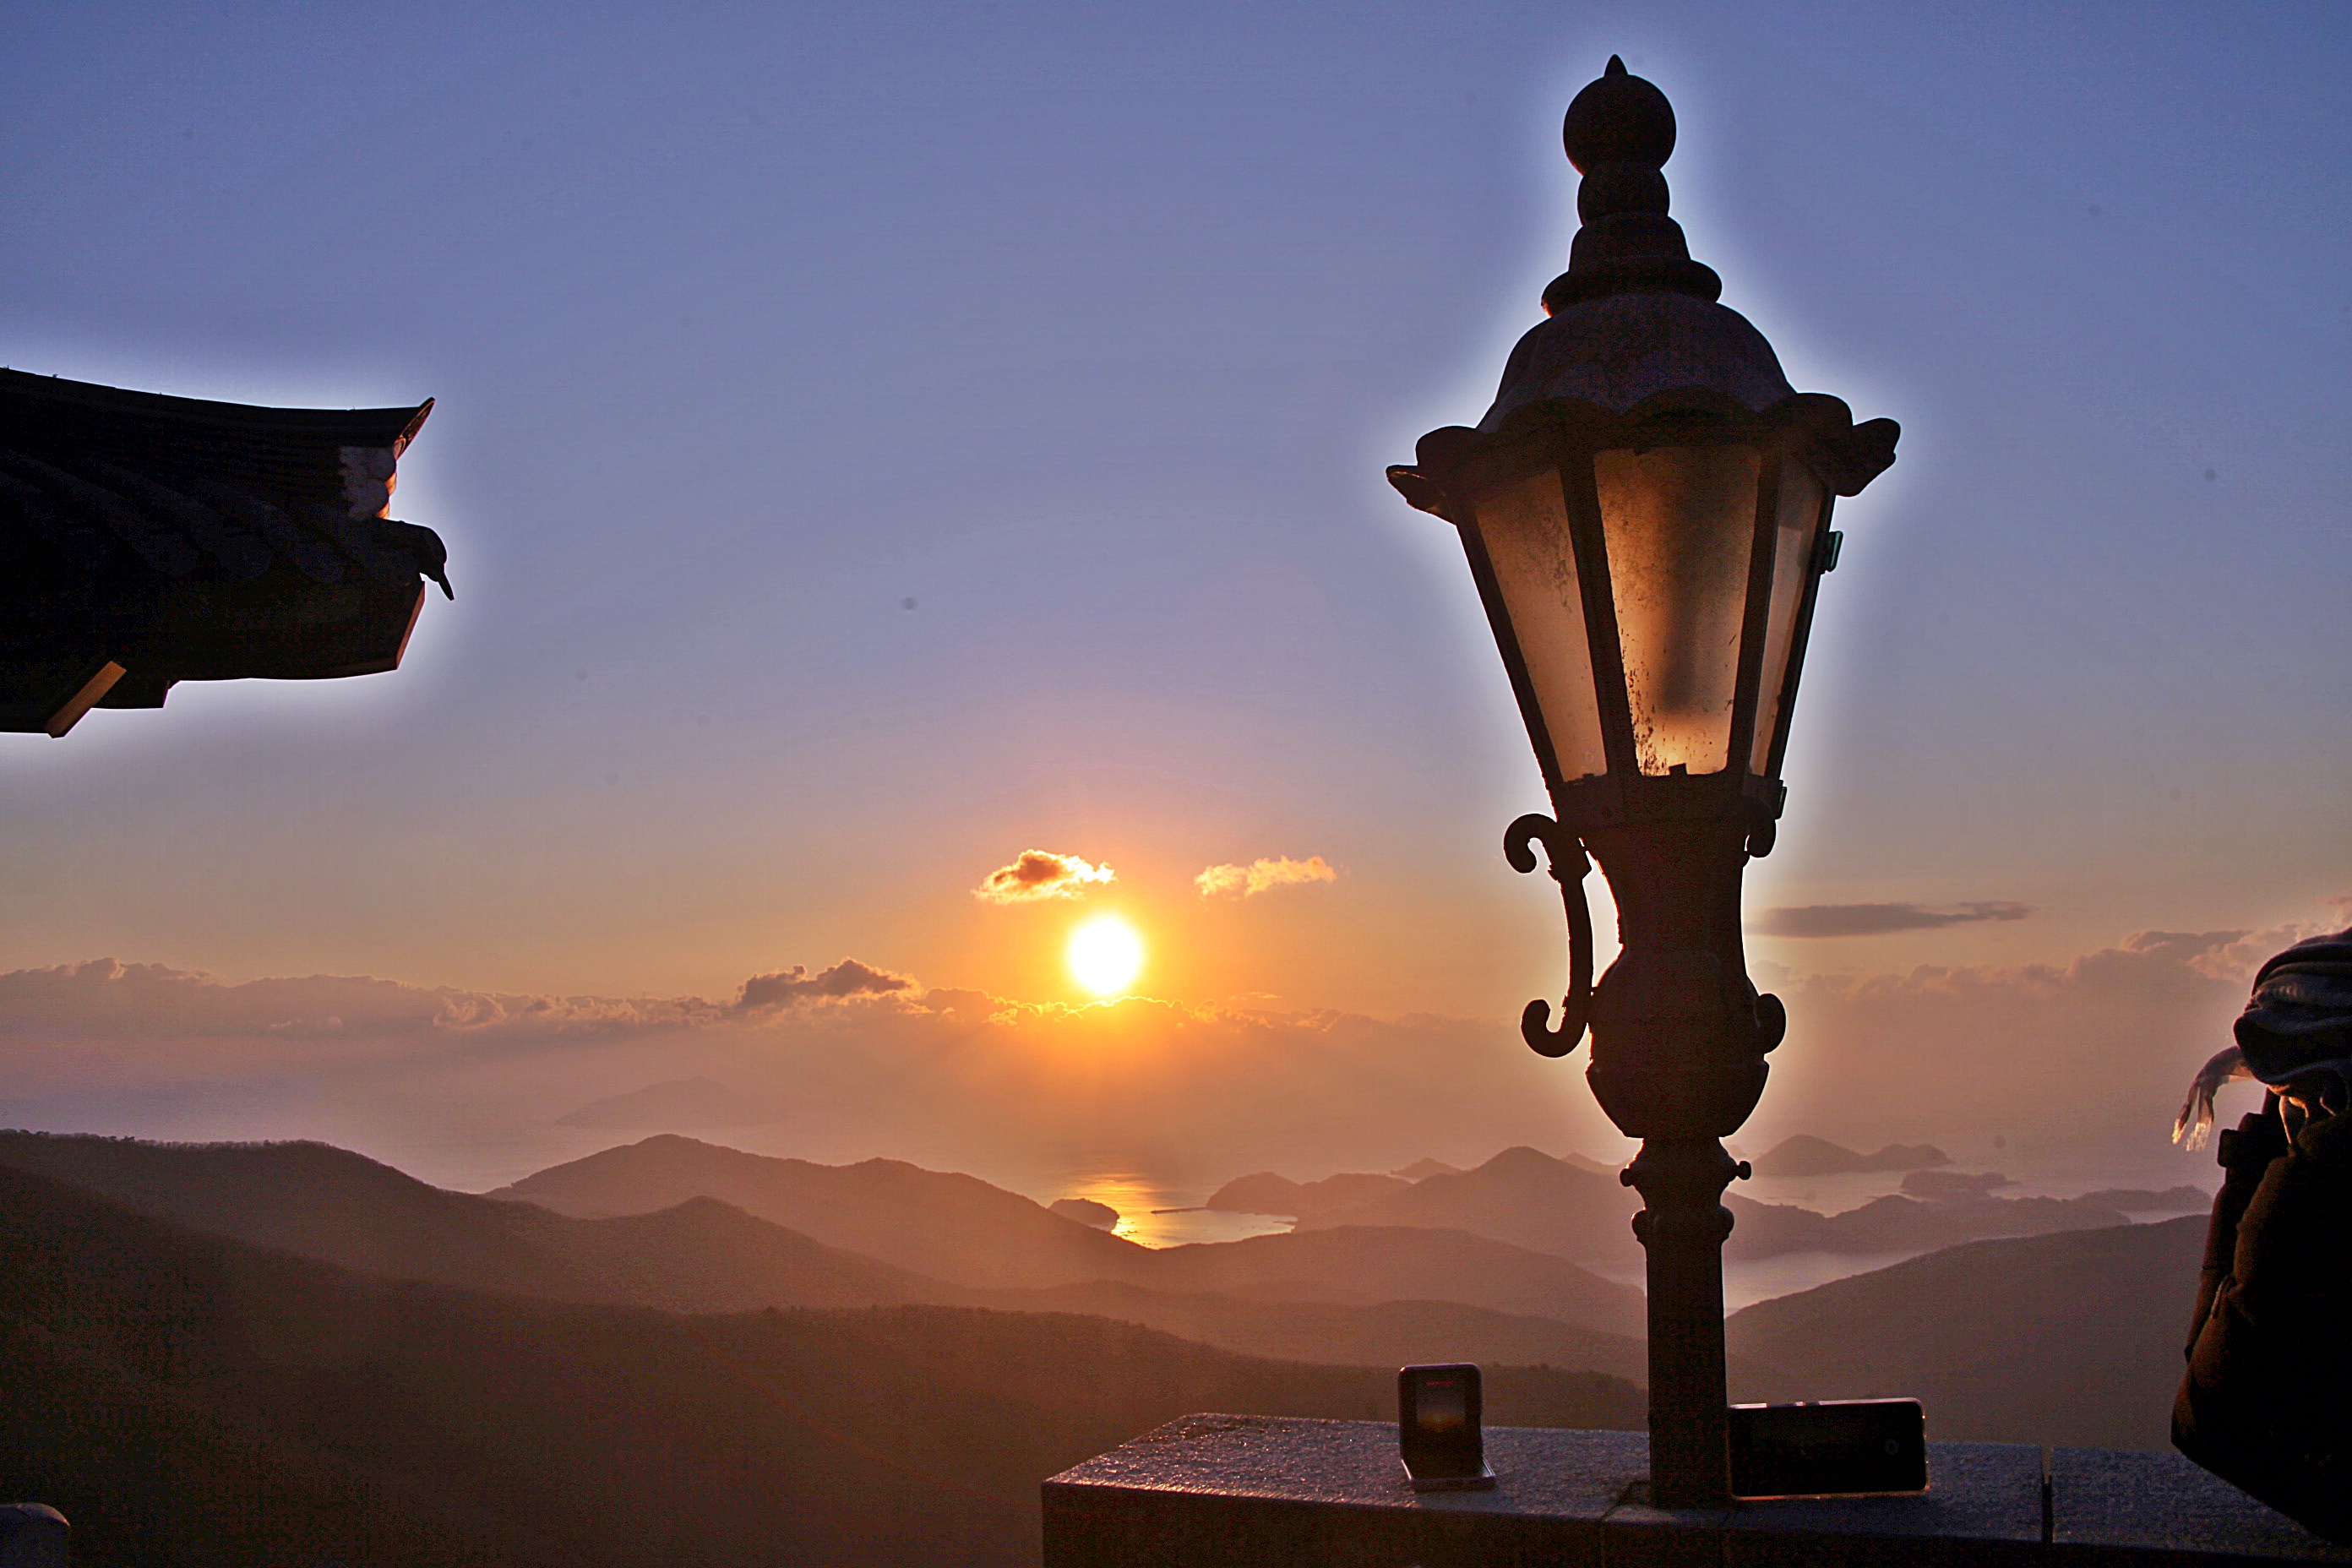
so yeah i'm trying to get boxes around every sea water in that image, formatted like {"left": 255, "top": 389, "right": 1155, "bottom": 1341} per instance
{"left": 1042, "top": 1169, "right": 1294, "bottom": 1248}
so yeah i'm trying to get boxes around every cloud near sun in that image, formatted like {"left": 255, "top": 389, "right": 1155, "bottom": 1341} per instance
{"left": 972, "top": 850, "right": 1115, "bottom": 904}
{"left": 732, "top": 959, "right": 912, "bottom": 1013}
{"left": 1195, "top": 856, "right": 1337, "bottom": 898}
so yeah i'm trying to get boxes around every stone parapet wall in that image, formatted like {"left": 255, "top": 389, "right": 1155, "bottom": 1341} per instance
{"left": 1043, "top": 1416, "right": 2352, "bottom": 1567}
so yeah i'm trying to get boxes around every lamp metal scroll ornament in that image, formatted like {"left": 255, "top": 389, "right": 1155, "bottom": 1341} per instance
{"left": 1388, "top": 57, "right": 1898, "bottom": 1505}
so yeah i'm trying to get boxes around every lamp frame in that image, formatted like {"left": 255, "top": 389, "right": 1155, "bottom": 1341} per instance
{"left": 1396, "top": 388, "right": 1890, "bottom": 825}
{"left": 1391, "top": 386, "right": 1893, "bottom": 1064}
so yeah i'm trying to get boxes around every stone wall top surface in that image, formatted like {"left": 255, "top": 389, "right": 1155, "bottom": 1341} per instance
{"left": 1044, "top": 1417, "right": 2352, "bottom": 1567}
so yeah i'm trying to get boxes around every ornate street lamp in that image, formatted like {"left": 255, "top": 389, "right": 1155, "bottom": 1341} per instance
{"left": 1388, "top": 58, "right": 1897, "bottom": 1505}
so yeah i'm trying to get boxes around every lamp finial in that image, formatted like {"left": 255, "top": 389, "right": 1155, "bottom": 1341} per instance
{"left": 1545, "top": 58, "right": 1719, "bottom": 313}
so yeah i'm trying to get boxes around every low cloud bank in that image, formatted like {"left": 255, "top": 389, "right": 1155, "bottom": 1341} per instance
{"left": 1195, "top": 856, "right": 1337, "bottom": 898}
{"left": 1750, "top": 901, "right": 2033, "bottom": 938}
{"left": 0, "top": 908, "right": 2344, "bottom": 1190}
{"left": 0, "top": 955, "right": 1620, "bottom": 1186}
{"left": 0, "top": 958, "right": 720, "bottom": 1041}
{"left": 1752, "top": 923, "right": 2330, "bottom": 1156}
{"left": 972, "top": 850, "right": 1114, "bottom": 904}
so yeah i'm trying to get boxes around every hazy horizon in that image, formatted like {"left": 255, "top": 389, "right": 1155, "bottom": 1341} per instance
{"left": 0, "top": 900, "right": 2309, "bottom": 1203}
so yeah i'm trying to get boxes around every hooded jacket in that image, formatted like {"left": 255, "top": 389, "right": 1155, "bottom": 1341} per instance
{"left": 2175, "top": 928, "right": 2352, "bottom": 1542}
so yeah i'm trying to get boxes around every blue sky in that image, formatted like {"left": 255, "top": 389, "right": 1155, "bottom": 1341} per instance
{"left": 0, "top": 1, "right": 2345, "bottom": 1068}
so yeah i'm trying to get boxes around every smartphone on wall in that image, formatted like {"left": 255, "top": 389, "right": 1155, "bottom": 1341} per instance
{"left": 1398, "top": 1364, "right": 1496, "bottom": 1490}
{"left": 1728, "top": 1399, "right": 1926, "bottom": 1499}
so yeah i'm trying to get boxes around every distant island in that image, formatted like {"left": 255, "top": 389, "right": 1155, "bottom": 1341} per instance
{"left": 1049, "top": 1197, "right": 1119, "bottom": 1229}
{"left": 1203, "top": 1169, "right": 1408, "bottom": 1220}
{"left": 1195, "top": 1144, "right": 2179, "bottom": 1271}
{"left": 1750, "top": 1134, "right": 1949, "bottom": 1177}
{"left": 1901, "top": 1169, "right": 2013, "bottom": 1200}
{"left": 2082, "top": 1185, "right": 2211, "bottom": 1213}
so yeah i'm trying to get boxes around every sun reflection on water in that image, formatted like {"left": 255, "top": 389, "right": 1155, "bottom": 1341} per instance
{"left": 1048, "top": 1171, "right": 1293, "bottom": 1248}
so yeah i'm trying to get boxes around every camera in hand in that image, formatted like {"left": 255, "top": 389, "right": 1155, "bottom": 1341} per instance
{"left": 1728, "top": 1399, "right": 1926, "bottom": 1499}
{"left": 1397, "top": 1364, "right": 1495, "bottom": 1490}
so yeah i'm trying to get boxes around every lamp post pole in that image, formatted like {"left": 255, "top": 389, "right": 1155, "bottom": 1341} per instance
{"left": 1390, "top": 58, "right": 1898, "bottom": 1505}
{"left": 1592, "top": 814, "right": 1758, "bottom": 1503}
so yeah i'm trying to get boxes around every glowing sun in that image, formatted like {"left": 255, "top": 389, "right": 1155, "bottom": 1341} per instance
{"left": 1067, "top": 917, "right": 1144, "bottom": 997}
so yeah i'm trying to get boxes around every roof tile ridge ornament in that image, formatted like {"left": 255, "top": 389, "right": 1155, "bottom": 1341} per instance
{"left": 0, "top": 371, "right": 451, "bottom": 732}
{"left": 1544, "top": 55, "right": 1723, "bottom": 313}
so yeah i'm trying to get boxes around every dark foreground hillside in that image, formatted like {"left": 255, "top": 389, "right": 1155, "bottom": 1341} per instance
{"left": 1727, "top": 1216, "right": 2207, "bottom": 1450}
{"left": 0, "top": 1163, "right": 1640, "bottom": 1567}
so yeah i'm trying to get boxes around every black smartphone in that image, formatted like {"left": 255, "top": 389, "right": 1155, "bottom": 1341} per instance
{"left": 1728, "top": 1399, "right": 1927, "bottom": 1499}
{"left": 1397, "top": 1364, "right": 1494, "bottom": 1490}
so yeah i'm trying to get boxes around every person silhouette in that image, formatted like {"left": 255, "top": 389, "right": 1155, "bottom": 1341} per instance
{"left": 2174, "top": 928, "right": 2352, "bottom": 1542}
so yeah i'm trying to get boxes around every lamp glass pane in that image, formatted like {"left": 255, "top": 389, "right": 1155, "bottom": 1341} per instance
{"left": 1749, "top": 459, "right": 1827, "bottom": 776}
{"left": 1471, "top": 468, "right": 1609, "bottom": 781}
{"left": 1595, "top": 444, "right": 1761, "bottom": 776}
